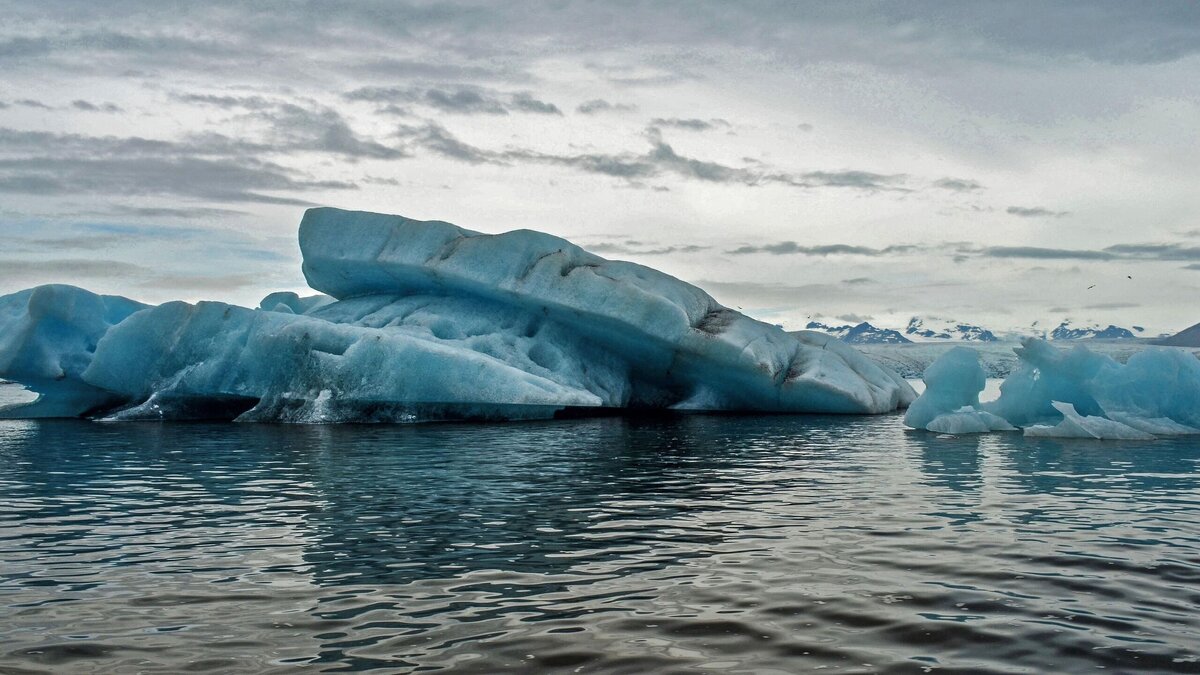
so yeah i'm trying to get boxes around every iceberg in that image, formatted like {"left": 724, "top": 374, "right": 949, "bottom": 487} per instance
{"left": 0, "top": 207, "right": 915, "bottom": 422}
{"left": 0, "top": 285, "right": 147, "bottom": 418}
{"left": 905, "top": 337, "right": 1200, "bottom": 440}
{"left": 902, "top": 346, "right": 1015, "bottom": 434}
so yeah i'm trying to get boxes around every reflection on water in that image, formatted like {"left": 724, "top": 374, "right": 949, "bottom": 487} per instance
{"left": 1, "top": 413, "right": 1198, "bottom": 673}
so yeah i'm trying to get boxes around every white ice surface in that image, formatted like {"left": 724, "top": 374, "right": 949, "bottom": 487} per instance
{"left": 1023, "top": 401, "right": 1156, "bottom": 440}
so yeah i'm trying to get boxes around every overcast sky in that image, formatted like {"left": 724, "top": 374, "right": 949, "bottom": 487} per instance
{"left": 2, "top": 1, "right": 1199, "bottom": 334}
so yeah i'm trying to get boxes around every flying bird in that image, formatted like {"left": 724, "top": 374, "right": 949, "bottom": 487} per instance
{"left": 1087, "top": 284, "right": 1095, "bottom": 289}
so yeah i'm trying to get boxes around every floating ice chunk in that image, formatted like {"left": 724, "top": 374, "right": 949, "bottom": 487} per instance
{"left": 926, "top": 406, "right": 1017, "bottom": 434}
{"left": 903, "top": 337, "right": 1200, "bottom": 438}
{"left": 297, "top": 208, "right": 914, "bottom": 415}
{"left": 0, "top": 208, "right": 916, "bottom": 422}
{"left": 1023, "top": 401, "right": 1155, "bottom": 440}
{"left": 0, "top": 285, "right": 147, "bottom": 418}
{"left": 903, "top": 346, "right": 987, "bottom": 429}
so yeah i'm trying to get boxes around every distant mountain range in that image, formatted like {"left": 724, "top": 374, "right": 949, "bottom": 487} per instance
{"left": 1046, "top": 321, "right": 1137, "bottom": 340}
{"left": 802, "top": 316, "right": 1151, "bottom": 345}
{"left": 905, "top": 317, "right": 998, "bottom": 342}
{"left": 804, "top": 321, "right": 910, "bottom": 344}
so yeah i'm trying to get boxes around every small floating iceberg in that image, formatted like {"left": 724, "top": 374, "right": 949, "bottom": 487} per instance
{"left": 0, "top": 207, "right": 915, "bottom": 422}
{"left": 906, "top": 337, "right": 1200, "bottom": 440}
{"left": 903, "top": 347, "right": 1015, "bottom": 434}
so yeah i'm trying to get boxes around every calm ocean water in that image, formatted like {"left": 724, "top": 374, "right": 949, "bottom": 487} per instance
{"left": 1, "top": 383, "right": 1199, "bottom": 673}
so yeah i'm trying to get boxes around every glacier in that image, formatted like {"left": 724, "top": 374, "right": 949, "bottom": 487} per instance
{"left": 905, "top": 337, "right": 1200, "bottom": 439}
{"left": 0, "top": 207, "right": 916, "bottom": 423}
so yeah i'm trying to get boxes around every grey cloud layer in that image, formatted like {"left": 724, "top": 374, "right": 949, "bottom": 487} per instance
{"left": 723, "top": 240, "right": 1200, "bottom": 265}
{"left": 344, "top": 86, "right": 561, "bottom": 115}
{"left": 393, "top": 122, "right": 908, "bottom": 190}
{"left": 576, "top": 99, "right": 637, "bottom": 114}
{"left": 0, "top": 126, "right": 356, "bottom": 204}
{"left": 728, "top": 243, "right": 918, "bottom": 256}
{"left": 977, "top": 243, "right": 1200, "bottom": 262}
{"left": 4, "top": 2, "right": 1197, "bottom": 80}
{"left": 649, "top": 117, "right": 730, "bottom": 131}
{"left": 1007, "top": 206, "right": 1070, "bottom": 218}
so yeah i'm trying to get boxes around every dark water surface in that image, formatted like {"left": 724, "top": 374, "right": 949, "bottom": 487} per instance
{"left": 2, "top": 411, "right": 1199, "bottom": 673}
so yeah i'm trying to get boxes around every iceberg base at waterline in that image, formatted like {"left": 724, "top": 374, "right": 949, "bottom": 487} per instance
{"left": 0, "top": 207, "right": 916, "bottom": 423}
{"left": 905, "top": 338, "right": 1200, "bottom": 440}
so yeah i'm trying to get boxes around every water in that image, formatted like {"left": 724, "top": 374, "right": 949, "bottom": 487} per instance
{"left": 1, "top": 401, "right": 1199, "bottom": 672}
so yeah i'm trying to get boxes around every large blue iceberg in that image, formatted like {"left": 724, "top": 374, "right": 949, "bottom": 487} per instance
{"left": 0, "top": 208, "right": 916, "bottom": 422}
{"left": 906, "top": 338, "right": 1200, "bottom": 439}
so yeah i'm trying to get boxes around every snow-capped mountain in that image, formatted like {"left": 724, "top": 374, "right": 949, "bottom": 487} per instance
{"left": 804, "top": 321, "right": 911, "bottom": 344}
{"left": 905, "top": 317, "right": 998, "bottom": 342}
{"left": 1046, "top": 321, "right": 1139, "bottom": 340}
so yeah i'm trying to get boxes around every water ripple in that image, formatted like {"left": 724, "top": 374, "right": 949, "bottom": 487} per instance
{"left": 1, "top": 413, "right": 1199, "bottom": 672}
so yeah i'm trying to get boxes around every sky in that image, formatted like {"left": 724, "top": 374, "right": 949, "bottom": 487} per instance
{"left": 2, "top": 1, "right": 1199, "bottom": 335}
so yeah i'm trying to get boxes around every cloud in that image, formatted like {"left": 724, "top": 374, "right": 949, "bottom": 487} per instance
{"left": 395, "top": 122, "right": 502, "bottom": 165}
{"left": 261, "top": 103, "right": 408, "bottom": 159}
{"left": 727, "top": 242, "right": 917, "bottom": 256}
{"left": 1103, "top": 243, "right": 1200, "bottom": 261}
{"left": 934, "top": 178, "right": 984, "bottom": 192}
{"left": 348, "top": 57, "right": 526, "bottom": 82}
{"left": 1185, "top": 263, "right": 1200, "bottom": 271}
{"left": 1006, "top": 206, "right": 1070, "bottom": 218}
{"left": 420, "top": 88, "right": 509, "bottom": 114}
{"left": 793, "top": 170, "right": 908, "bottom": 190}
{"left": 649, "top": 117, "right": 730, "bottom": 131}
{"left": 576, "top": 99, "right": 637, "bottom": 114}
{"left": 344, "top": 86, "right": 560, "bottom": 115}
{"left": 585, "top": 241, "right": 709, "bottom": 256}
{"left": 0, "top": 153, "right": 352, "bottom": 205}
{"left": 392, "top": 121, "right": 908, "bottom": 191}
{"left": 843, "top": 277, "right": 876, "bottom": 285}
{"left": 137, "top": 272, "right": 265, "bottom": 292}
{"left": 0, "top": 258, "right": 152, "bottom": 281}
{"left": 968, "top": 242, "right": 1200, "bottom": 262}
{"left": 71, "top": 100, "right": 123, "bottom": 112}
{"left": 172, "top": 92, "right": 275, "bottom": 110}
{"left": 510, "top": 92, "right": 562, "bottom": 115}
{"left": 172, "top": 95, "right": 411, "bottom": 158}
{"left": 974, "top": 246, "right": 1114, "bottom": 260}
{"left": 94, "top": 205, "right": 248, "bottom": 219}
